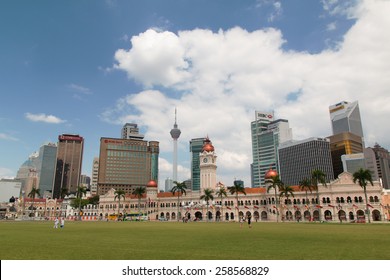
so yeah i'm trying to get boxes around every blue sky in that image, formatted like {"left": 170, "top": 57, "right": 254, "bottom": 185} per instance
{"left": 1, "top": 0, "right": 389, "bottom": 188}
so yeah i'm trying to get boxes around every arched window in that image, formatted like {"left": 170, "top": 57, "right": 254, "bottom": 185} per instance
{"left": 369, "top": 196, "right": 374, "bottom": 202}
{"left": 347, "top": 196, "right": 352, "bottom": 203}
{"left": 374, "top": 196, "right": 379, "bottom": 202}
{"left": 336, "top": 197, "right": 340, "bottom": 203}
{"left": 340, "top": 197, "right": 345, "bottom": 203}
{"left": 359, "top": 196, "right": 363, "bottom": 202}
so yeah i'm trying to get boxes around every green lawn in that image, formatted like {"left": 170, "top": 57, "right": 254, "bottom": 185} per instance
{"left": 0, "top": 221, "right": 389, "bottom": 260}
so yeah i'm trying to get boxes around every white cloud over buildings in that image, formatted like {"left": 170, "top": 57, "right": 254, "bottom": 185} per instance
{"left": 107, "top": 0, "right": 390, "bottom": 186}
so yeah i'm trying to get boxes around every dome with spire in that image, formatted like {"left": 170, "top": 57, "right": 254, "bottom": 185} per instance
{"left": 264, "top": 168, "right": 278, "bottom": 179}
{"left": 202, "top": 137, "right": 214, "bottom": 152}
{"left": 146, "top": 180, "right": 158, "bottom": 188}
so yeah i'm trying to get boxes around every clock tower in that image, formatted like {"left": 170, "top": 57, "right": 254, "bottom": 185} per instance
{"left": 199, "top": 137, "right": 217, "bottom": 192}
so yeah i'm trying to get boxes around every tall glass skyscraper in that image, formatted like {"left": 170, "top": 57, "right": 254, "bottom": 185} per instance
{"left": 329, "top": 101, "right": 364, "bottom": 138}
{"left": 251, "top": 112, "right": 292, "bottom": 187}
{"left": 36, "top": 143, "right": 57, "bottom": 195}
{"left": 190, "top": 137, "right": 206, "bottom": 191}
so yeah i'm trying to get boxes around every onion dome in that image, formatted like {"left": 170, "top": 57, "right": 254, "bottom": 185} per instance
{"left": 264, "top": 169, "right": 278, "bottom": 179}
{"left": 146, "top": 180, "right": 158, "bottom": 188}
{"left": 202, "top": 137, "right": 215, "bottom": 152}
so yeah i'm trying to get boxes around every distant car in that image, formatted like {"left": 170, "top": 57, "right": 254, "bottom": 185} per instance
{"left": 158, "top": 217, "right": 168, "bottom": 221}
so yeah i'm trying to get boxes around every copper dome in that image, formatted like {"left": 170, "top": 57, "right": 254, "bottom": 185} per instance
{"left": 202, "top": 138, "right": 215, "bottom": 152}
{"left": 146, "top": 180, "right": 158, "bottom": 188}
{"left": 264, "top": 169, "right": 278, "bottom": 179}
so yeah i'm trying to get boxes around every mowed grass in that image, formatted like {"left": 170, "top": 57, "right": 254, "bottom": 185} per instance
{"left": 0, "top": 221, "right": 389, "bottom": 260}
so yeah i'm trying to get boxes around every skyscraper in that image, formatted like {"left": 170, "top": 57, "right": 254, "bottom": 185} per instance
{"left": 328, "top": 101, "right": 365, "bottom": 178}
{"left": 91, "top": 157, "right": 99, "bottom": 196}
{"left": 328, "top": 132, "right": 364, "bottom": 178}
{"left": 36, "top": 143, "right": 57, "bottom": 195}
{"left": 97, "top": 133, "right": 159, "bottom": 195}
{"left": 190, "top": 137, "right": 206, "bottom": 192}
{"left": 52, "top": 134, "right": 84, "bottom": 198}
{"left": 329, "top": 101, "right": 364, "bottom": 138}
{"left": 251, "top": 111, "right": 292, "bottom": 187}
{"left": 170, "top": 108, "right": 181, "bottom": 182}
{"left": 366, "top": 144, "right": 390, "bottom": 189}
{"left": 278, "top": 138, "right": 334, "bottom": 186}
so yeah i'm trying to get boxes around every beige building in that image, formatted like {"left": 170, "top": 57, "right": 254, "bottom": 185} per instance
{"left": 97, "top": 172, "right": 385, "bottom": 223}
{"left": 97, "top": 137, "right": 159, "bottom": 195}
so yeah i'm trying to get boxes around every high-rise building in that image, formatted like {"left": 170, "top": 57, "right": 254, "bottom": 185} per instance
{"left": 251, "top": 111, "right": 292, "bottom": 187}
{"left": 97, "top": 136, "right": 159, "bottom": 195}
{"left": 329, "top": 101, "right": 364, "bottom": 138}
{"left": 278, "top": 138, "right": 334, "bottom": 186}
{"left": 366, "top": 144, "right": 390, "bottom": 189}
{"left": 121, "top": 123, "right": 145, "bottom": 140}
{"left": 190, "top": 137, "right": 206, "bottom": 192}
{"left": 164, "top": 178, "right": 173, "bottom": 192}
{"left": 341, "top": 153, "right": 366, "bottom": 175}
{"left": 36, "top": 143, "right": 57, "bottom": 195}
{"left": 328, "top": 132, "right": 364, "bottom": 178}
{"left": 52, "top": 134, "right": 84, "bottom": 198}
{"left": 91, "top": 157, "right": 99, "bottom": 196}
{"left": 170, "top": 108, "right": 181, "bottom": 182}
{"left": 199, "top": 138, "right": 217, "bottom": 192}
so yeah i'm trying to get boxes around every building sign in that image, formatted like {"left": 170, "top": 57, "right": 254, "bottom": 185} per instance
{"left": 59, "top": 135, "right": 83, "bottom": 141}
{"left": 256, "top": 112, "right": 273, "bottom": 121}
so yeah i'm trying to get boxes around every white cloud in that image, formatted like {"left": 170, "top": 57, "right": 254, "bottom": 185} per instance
{"left": 0, "top": 133, "right": 19, "bottom": 141}
{"left": 109, "top": 0, "right": 390, "bottom": 187}
{"left": 327, "top": 21, "right": 337, "bottom": 31}
{"left": 25, "top": 113, "right": 66, "bottom": 124}
{"left": 68, "top": 83, "right": 92, "bottom": 95}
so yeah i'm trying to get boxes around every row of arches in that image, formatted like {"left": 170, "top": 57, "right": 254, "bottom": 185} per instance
{"left": 157, "top": 209, "right": 382, "bottom": 222}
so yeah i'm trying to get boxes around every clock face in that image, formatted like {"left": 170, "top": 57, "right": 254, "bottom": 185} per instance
{"left": 203, "top": 158, "right": 208, "bottom": 163}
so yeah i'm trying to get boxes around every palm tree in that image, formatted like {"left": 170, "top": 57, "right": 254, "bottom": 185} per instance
{"left": 279, "top": 185, "right": 295, "bottom": 221}
{"left": 311, "top": 169, "right": 327, "bottom": 222}
{"left": 299, "top": 177, "right": 314, "bottom": 205}
{"left": 132, "top": 187, "right": 146, "bottom": 216}
{"left": 265, "top": 175, "right": 284, "bottom": 222}
{"left": 200, "top": 188, "right": 214, "bottom": 222}
{"left": 76, "top": 186, "right": 87, "bottom": 220}
{"left": 171, "top": 181, "right": 187, "bottom": 221}
{"left": 353, "top": 168, "right": 374, "bottom": 223}
{"left": 227, "top": 181, "right": 246, "bottom": 221}
{"left": 215, "top": 185, "right": 227, "bottom": 221}
{"left": 114, "top": 189, "right": 126, "bottom": 220}
{"left": 60, "top": 187, "right": 69, "bottom": 199}
{"left": 27, "top": 186, "right": 41, "bottom": 218}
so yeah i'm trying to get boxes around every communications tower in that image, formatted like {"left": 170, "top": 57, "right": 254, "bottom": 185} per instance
{"left": 170, "top": 108, "right": 181, "bottom": 182}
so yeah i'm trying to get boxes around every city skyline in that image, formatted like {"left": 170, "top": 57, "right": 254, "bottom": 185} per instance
{"left": 1, "top": 0, "right": 390, "bottom": 189}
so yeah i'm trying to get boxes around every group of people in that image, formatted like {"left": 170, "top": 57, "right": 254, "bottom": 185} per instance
{"left": 240, "top": 215, "right": 252, "bottom": 228}
{"left": 53, "top": 217, "right": 65, "bottom": 229}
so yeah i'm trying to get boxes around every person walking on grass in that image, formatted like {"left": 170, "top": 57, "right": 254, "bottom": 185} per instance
{"left": 248, "top": 215, "right": 252, "bottom": 228}
{"left": 60, "top": 217, "right": 65, "bottom": 229}
{"left": 54, "top": 217, "right": 59, "bottom": 229}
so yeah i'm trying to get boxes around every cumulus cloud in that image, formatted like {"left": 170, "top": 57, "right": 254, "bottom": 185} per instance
{"left": 109, "top": 0, "right": 390, "bottom": 187}
{"left": 25, "top": 113, "right": 66, "bottom": 124}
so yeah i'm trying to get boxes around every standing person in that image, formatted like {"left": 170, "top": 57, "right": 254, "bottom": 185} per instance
{"left": 54, "top": 217, "right": 59, "bottom": 229}
{"left": 240, "top": 216, "right": 244, "bottom": 228}
{"left": 60, "top": 217, "right": 65, "bottom": 229}
{"left": 247, "top": 215, "right": 252, "bottom": 228}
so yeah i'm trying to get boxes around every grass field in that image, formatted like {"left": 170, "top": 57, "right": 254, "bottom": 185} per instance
{"left": 0, "top": 221, "right": 389, "bottom": 260}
